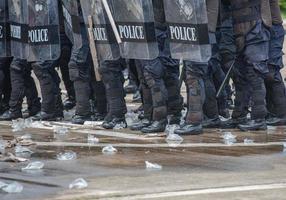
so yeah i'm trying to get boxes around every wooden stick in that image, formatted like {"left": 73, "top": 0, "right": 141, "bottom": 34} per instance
{"left": 102, "top": 0, "right": 122, "bottom": 44}
{"left": 87, "top": 15, "right": 102, "bottom": 81}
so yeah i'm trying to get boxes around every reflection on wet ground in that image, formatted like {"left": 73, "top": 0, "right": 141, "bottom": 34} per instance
{"left": 1, "top": 121, "right": 286, "bottom": 200}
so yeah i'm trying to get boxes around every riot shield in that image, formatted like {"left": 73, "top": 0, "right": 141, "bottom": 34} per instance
{"left": 163, "top": 0, "right": 211, "bottom": 62}
{"left": 109, "top": 0, "right": 159, "bottom": 60}
{"left": 0, "top": 0, "right": 10, "bottom": 57}
{"left": 80, "top": 0, "right": 120, "bottom": 61}
{"left": 8, "top": 0, "right": 28, "bottom": 59}
{"left": 61, "top": 0, "right": 82, "bottom": 48}
{"left": 27, "top": 0, "right": 61, "bottom": 62}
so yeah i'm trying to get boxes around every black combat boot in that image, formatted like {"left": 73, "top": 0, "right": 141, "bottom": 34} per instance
{"left": 174, "top": 124, "right": 203, "bottom": 135}
{"left": 32, "top": 111, "right": 62, "bottom": 121}
{"left": 238, "top": 119, "right": 267, "bottom": 131}
{"left": 220, "top": 117, "right": 248, "bottom": 129}
{"left": 168, "top": 112, "right": 182, "bottom": 125}
{"left": 266, "top": 117, "right": 286, "bottom": 126}
{"left": 0, "top": 110, "right": 22, "bottom": 121}
{"left": 130, "top": 118, "right": 152, "bottom": 131}
{"left": 141, "top": 119, "right": 167, "bottom": 133}
{"left": 71, "top": 114, "right": 92, "bottom": 125}
{"left": 202, "top": 117, "right": 221, "bottom": 128}
{"left": 102, "top": 117, "right": 127, "bottom": 129}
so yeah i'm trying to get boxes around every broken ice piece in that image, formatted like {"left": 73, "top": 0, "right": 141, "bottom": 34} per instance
{"left": 87, "top": 134, "right": 99, "bottom": 144}
{"left": 21, "top": 161, "right": 44, "bottom": 171}
{"left": 102, "top": 145, "right": 117, "bottom": 155}
{"left": 69, "top": 178, "right": 88, "bottom": 189}
{"left": 57, "top": 151, "right": 77, "bottom": 161}
{"left": 53, "top": 126, "right": 69, "bottom": 135}
{"left": 244, "top": 138, "right": 254, "bottom": 144}
{"left": 0, "top": 181, "right": 7, "bottom": 189}
{"left": 2, "top": 182, "right": 23, "bottom": 193}
{"left": 165, "top": 124, "right": 180, "bottom": 135}
{"left": 12, "top": 119, "right": 26, "bottom": 132}
{"left": 145, "top": 161, "right": 162, "bottom": 170}
{"left": 165, "top": 133, "right": 184, "bottom": 147}
{"left": 15, "top": 145, "right": 34, "bottom": 154}
{"left": 113, "top": 122, "right": 127, "bottom": 130}
{"left": 221, "top": 132, "right": 237, "bottom": 145}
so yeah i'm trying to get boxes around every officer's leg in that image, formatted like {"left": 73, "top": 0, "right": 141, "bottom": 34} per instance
{"left": 130, "top": 60, "right": 153, "bottom": 131}
{"left": 0, "top": 59, "right": 26, "bottom": 120}
{"left": 32, "top": 60, "right": 63, "bottom": 121}
{"left": 23, "top": 62, "right": 41, "bottom": 118}
{"left": 99, "top": 59, "right": 127, "bottom": 129}
{"left": 164, "top": 64, "right": 183, "bottom": 124}
{"left": 59, "top": 43, "right": 76, "bottom": 110}
{"left": 265, "top": 24, "right": 286, "bottom": 125}
{"left": 221, "top": 59, "right": 250, "bottom": 129}
{"left": 140, "top": 58, "right": 168, "bottom": 133}
{"left": 0, "top": 57, "right": 12, "bottom": 114}
{"left": 90, "top": 66, "right": 107, "bottom": 121}
{"left": 175, "top": 61, "right": 206, "bottom": 135}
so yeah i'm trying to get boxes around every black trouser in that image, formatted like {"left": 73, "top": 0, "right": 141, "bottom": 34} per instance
{"left": 9, "top": 58, "right": 40, "bottom": 114}
{"left": 99, "top": 58, "right": 127, "bottom": 119}
{"left": 58, "top": 36, "right": 75, "bottom": 100}
{"left": 0, "top": 57, "right": 12, "bottom": 111}
{"left": 32, "top": 60, "right": 61, "bottom": 114}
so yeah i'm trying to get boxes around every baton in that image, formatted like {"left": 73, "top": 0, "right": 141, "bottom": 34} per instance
{"left": 102, "top": 0, "right": 122, "bottom": 44}
{"left": 179, "top": 59, "right": 186, "bottom": 90}
{"left": 87, "top": 15, "right": 101, "bottom": 81}
{"left": 216, "top": 59, "right": 236, "bottom": 98}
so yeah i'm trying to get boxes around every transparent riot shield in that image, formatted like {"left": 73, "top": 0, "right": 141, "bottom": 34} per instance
{"left": 0, "top": 0, "right": 10, "bottom": 57}
{"left": 163, "top": 0, "right": 211, "bottom": 62}
{"left": 80, "top": 0, "right": 120, "bottom": 61}
{"left": 109, "top": 0, "right": 159, "bottom": 60}
{"left": 61, "top": 0, "right": 82, "bottom": 49}
{"left": 27, "top": 0, "right": 61, "bottom": 62}
{"left": 8, "top": 0, "right": 28, "bottom": 59}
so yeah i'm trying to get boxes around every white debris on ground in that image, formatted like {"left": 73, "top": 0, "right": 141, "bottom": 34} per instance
{"left": 145, "top": 161, "right": 162, "bottom": 171}
{"left": 21, "top": 161, "right": 44, "bottom": 171}
{"left": 1, "top": 182, "right": 23, "bottom": 193}
{"left": 165, "top": 133, "right": 184, "bottom": 147}
{"left": 244, "top": 138, "right": 254, "bottom": 144}
{"left": 113, "top": 122, "right": 127, "bottom": 130}
{"left": 221, "top": 132, "right": 237, "bottom": 145}
{"left": 69, "top": 178, "right": 88, "bottom": 189}
{"left": 15, "top": 145, "right": 34, "bottom": 154}
{"left": 125, "top": 111, "right": 139, "bottom": 126}
{"left": 165, "top": 124, "right": 181, "bottom": 135}
{"left": 11, "top": 118, "right": 45, "bottom": 132}
{"left": 102, "top": 145, "right": 118, "bottom": 155}
{"left": 87, "top": 134, "right": 99, "bottom": 144}
{"left": 56, "top": 151, "right": 77, "bottom": 161}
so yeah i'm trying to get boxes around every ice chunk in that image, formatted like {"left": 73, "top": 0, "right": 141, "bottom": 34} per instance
{"left": 113, "top": 122, "right": 127, "bottom": 130}
{"left": 22, "top": 161, "right": 44, "bottom": 171}
{"left": 53, "top": 126, "right": 69, "bottom": 135}
{"left": 69, "top": 178, "right": 88, "bottom": 189}
{"left": 87, "top": 134, "right": 99, "bottom": 144}
{"left": 165, "top": 124, "right": 180, "bottom": 135}
{"left": 125, "top": 112, "right": 139, "bottom": 126}
{"left": 102, "top": 145, "right": 117, "bottom": 155}
{"left": 166, "top": 133, "right": 184, "bottom": 147}
{"left": 12, "top": 119, "right": 26, "bottom": 132}
{"left": 57, "top": 151, "right": 77, "bottom": 161}
{"left": 221, "top": 132, "right": 237, "bottom": 145}
{"left": 2, "top": 182, "right": 23, "bottom": 193}
{"left": 145, "top": 161, "right": 162, "bottom": 171}
{"left": 0, "top": 181, "right": 7, "bottom": 189}
{"left": 244, "top": 138, "right": 254, "bottom": 144}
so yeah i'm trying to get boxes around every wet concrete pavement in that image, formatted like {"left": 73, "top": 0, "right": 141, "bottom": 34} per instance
{"left": 0, "top": 119, "right": 286, "bottom": 200}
